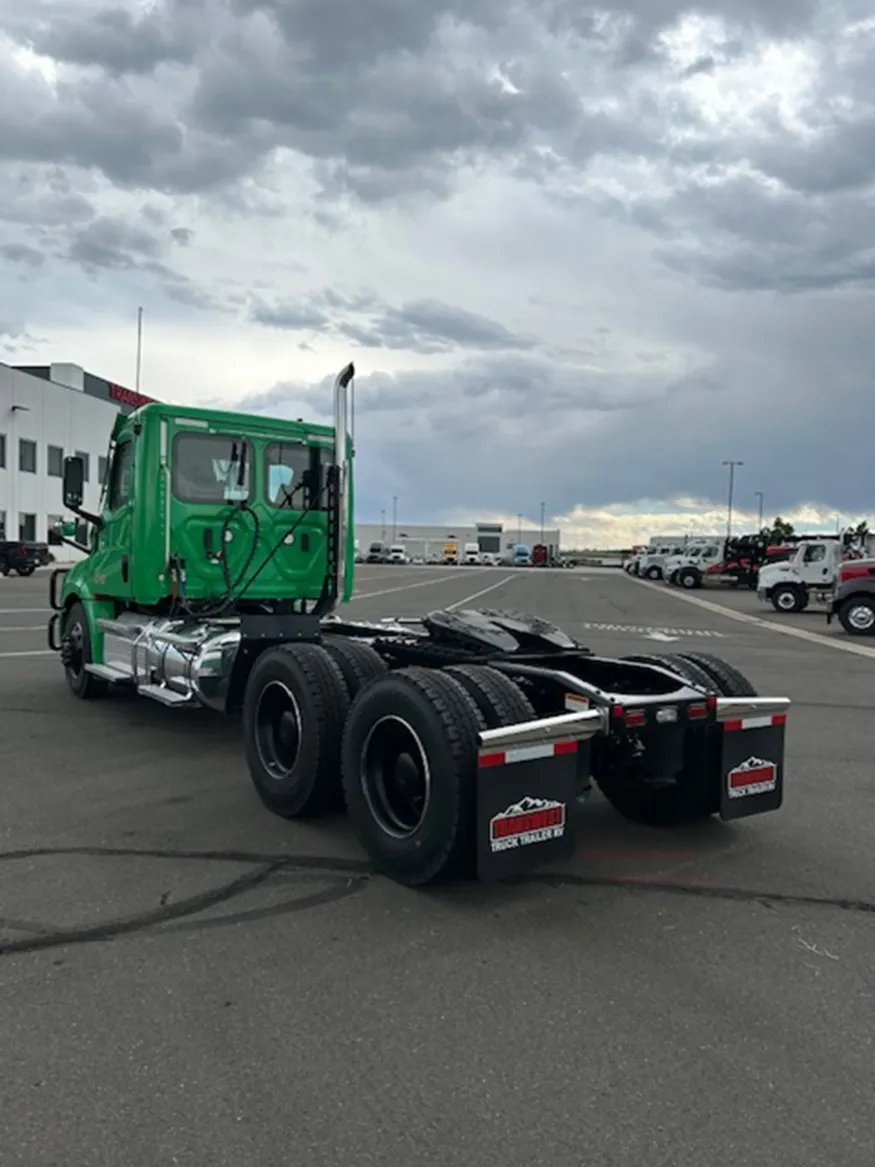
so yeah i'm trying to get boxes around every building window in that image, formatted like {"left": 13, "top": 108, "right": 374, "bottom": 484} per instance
{"left": 47, "top": 514, "right": 64, "bottom": 545}
{"left": 47, "top": 445, "right": 64, "bottom": 477}
{"left": 19, "top": 439, "right": 37, "bottom": 474}
{"left": 75, "top": 450, "right": 90, "bottom": 482}
{"left": 98, "top": 455, "right": 108, "bottom": 486}
{"left": 19, "top": 513, "right": 36, "bottom": 542}
{"left": 0, "top": 433, "right": 6, "bottom": 469}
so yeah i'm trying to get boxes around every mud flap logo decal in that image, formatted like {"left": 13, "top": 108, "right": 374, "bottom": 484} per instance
{"left": 727, "top": 756, "right": 778, "bottom": 799}
{"left": 489, "top": 797, "right": 566, "bottom": 852}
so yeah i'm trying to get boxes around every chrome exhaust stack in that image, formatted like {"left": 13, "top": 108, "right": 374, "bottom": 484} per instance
{"left": 332, "top": 362, "right": 355, "bottom": 613}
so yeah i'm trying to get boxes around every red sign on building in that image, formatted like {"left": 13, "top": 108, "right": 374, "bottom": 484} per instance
{"left": 109, "top": 383, "right": 156, "bottom": 409}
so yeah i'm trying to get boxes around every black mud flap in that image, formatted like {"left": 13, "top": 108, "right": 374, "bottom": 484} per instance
{"left": 719, "top": 711, "right": 786, "bottom": 821}
{"left": 475, "top": 734, "right": 591, "bottom": 881}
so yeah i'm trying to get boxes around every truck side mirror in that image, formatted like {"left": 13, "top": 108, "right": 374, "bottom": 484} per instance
{"left": 63, "top": 456, "right": 85, "bottom": 510}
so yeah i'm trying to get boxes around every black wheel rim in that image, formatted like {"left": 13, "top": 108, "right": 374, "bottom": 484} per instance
{"left": 254, "top": 681, "right": 303, "bottom": 780}
{"left": 64, "top": 620, "right": 85, "bottom": 677}
{"left": 361, "top": 716, "right": 431, "bottom": 838}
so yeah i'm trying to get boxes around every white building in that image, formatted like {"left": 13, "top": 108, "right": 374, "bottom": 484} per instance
{"left": 0, "top": 360, "right": 155, "bottom": 553}
{"left": 355, "top": 520, "right": 562, "bottom": 560}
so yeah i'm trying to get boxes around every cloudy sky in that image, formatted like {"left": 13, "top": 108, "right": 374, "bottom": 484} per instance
{"left": 1, "top": 0, "right": 872, "bottom": 546}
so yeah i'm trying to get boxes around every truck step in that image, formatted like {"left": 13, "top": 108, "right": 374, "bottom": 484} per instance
{"left": 137, "top": 683, "right": 191, "bottom": 707}
{"left": 85, "top": 663, "right": 134, "bottom": 683}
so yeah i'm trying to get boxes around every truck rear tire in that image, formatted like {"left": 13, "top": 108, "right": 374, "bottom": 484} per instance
{"left": 341, "top": 667, "right": 485, "bottom": 886}
{"left": 61, "top": 601, "right": 109, "bottom": 699}
{"left": 644, "top": 566, "right": 661, "bottom": 580}
{"left": 674, "top": 652, "right": 757, "bottom": 697}
{"left": 243, "top": 644, "right": 350, "bottom": 818}
{"left": 444, "top": 664, "right": 535, "bottom": 727}
{"left": 321, "top": 636, "right": 388, "bottom": 699}
{"left": 837, "top": 597, "right": 875, "bottom": 636}
{"left": 771, "top": 584, "right": 805, "bottom": 613}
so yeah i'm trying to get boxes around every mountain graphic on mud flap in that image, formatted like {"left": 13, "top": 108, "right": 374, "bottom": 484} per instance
{"left": 733, "top": 756, "right": 774, "bottom": 773}
{"left": 499, "top": 796, "right": 561, "bottom": 816}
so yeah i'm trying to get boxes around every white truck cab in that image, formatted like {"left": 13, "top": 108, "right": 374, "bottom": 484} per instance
{"left": 388, "top": 544, "right": 408, "bottom": 564}
{"left": 664, "top": 541, "right": 725, "bottom": 588}
{"left": 757, "top": 540, "right": 841, "bottom": 612}
{"left": 463, "top": 542, "right": 481, "bottom": 565}
{"left": 638, "top": 543, "right": 688, "bottom": 580}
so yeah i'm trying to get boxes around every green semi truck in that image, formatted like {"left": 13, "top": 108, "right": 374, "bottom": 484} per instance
{"left": 47, "top": 363, "right": 792, "bottom": 888}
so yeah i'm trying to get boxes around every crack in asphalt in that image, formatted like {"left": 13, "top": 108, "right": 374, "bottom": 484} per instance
{"left": 1, "top": 845, "right": 873, "bottom": 958}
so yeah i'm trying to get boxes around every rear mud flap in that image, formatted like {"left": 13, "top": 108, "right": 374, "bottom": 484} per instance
{"left": 474, "top": 708, "right": 601, "bottom": 881}
{"left": 719, "top": 711, "right": 787, "bottom": 821}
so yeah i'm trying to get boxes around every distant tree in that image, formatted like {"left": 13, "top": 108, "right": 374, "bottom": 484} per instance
{"left": 767, "top": 517, "right": 795, "bottom": 544}
{"left": 854, "top": 520, "right": 870, "bottom": 538}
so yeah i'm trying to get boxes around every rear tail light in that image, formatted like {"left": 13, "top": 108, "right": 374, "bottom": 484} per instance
{"left": 612, "top": 705, "right": 647, "bottom": 727}
{"left": 687, "top": 694, "right": 718, "bottom": 719}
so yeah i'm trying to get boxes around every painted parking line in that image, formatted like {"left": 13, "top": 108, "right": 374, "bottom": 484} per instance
{"left": 576, "top": 621, "right": 724, "bottom": 640}
{"left": 629, "top": 575, "right": 875, "bottom": 660}
{"left": 351, "top": 570, "right": 511, "bottom": 602}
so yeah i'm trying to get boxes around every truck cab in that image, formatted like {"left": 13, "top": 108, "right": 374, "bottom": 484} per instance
{"left": 49, "top": 368, "right": 356, "bottom": 702}
{"left": 463, "top": 542, "right": 480, "bottom": 565}
{"left": 758, "top": 540, "right": 842, "bottom": 613}
{"left": 388, "top": 544, "right": 408, "bottom": 564}
{"left": 442, "top": 542, "right": 458, "bottom": 565}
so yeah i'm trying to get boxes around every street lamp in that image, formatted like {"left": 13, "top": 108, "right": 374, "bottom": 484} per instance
{"left": 539, "top": 501, "right": 545, "bottom": 544}
{"left": 392, "top": 495, "right": 398, "bottom": 542}
{"left": 722, "top": 460, "right": 743, "bottom": 539}
{"left": 755, "top": 491, "right": 764, "bottom": 532}
{"left": 381, "top": 509, "right": 386, "bottom": 541}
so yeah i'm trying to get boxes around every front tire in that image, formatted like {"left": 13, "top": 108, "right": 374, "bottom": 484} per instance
{"left": 677, "top": 567, "right": 701, "bottom": 589}
{"left": 771, "top": 584, "right": 805, "bottom": 613}
{"left": 837, "top": 597, "right": 875, "bottom": 636}
{"left": 61, "top": 601, "right": 109, "bottom": 699}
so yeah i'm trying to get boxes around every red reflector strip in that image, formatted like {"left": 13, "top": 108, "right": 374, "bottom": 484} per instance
{"left": 624, "top": 710, "right": 647, "bottom": 727}
{"left": 724, "top": 713, "right": 787, "bottom": 733}
{"left": 477, "top": 739, "right": 579, "bottom": 767}
{"left": 687, "top": 703, "right": 708, "bottom": 718}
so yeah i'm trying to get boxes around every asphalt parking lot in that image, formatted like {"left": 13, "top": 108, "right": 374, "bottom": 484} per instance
{"left": 2, "top": 564, "right": 874, "bottom": 1167}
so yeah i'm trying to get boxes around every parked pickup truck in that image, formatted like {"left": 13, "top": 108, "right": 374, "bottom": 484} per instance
{"left": 0, "top": 541, "right": 50, "bottom": 576}
{"left": 826, "top": 558, "right": 875, "bottom": 635}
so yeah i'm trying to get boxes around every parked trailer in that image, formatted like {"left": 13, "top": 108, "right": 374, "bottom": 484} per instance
{"left": 46, "top": 364, "right": 792, "bottom": 888}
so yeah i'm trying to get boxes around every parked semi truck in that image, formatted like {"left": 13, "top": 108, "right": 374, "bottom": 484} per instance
{"left": 47, "top": 362, "right": 792, "bottom": 889}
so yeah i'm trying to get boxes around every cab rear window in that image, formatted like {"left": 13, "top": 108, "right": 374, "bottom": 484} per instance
{"left": 172, "top": 433, "right": 251, "bottom": 503}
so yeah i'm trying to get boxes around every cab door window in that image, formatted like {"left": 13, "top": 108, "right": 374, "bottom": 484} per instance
{"left": 107, "top": 441, "right": 134, "bottom": 510}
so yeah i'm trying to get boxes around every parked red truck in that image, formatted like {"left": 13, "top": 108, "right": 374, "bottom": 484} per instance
{"left": 826, "top": 558, "right": 875, "bottom": 635}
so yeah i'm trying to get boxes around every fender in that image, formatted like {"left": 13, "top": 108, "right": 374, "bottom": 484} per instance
{"left": 57, "top": 563, "right": 118, "bottom": 664}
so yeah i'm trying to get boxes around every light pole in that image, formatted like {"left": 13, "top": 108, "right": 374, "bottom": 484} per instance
{"left": 517, "top": 512, "right": 523, "bottom": 543}
{"left": 392, "top": 495, "right": 398, "bottom": 542}
{"left": 755, "top": 491, "right": 764, "bottom": 532}
{"left": 539, "top": 501, "right": 545, "bottom": 544}
{"left": 381, "top": 509, "right": 386, "bottom": 541}
{"left": 722, "top": 460, "right": 743, "bottom": 539}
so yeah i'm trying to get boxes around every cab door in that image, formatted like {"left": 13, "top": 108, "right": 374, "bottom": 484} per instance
{"left": 798, "top": 543, "right": 832, "bottom": 586}
{"left": 88, "top": 439, "right": 135, "bottom": 600}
